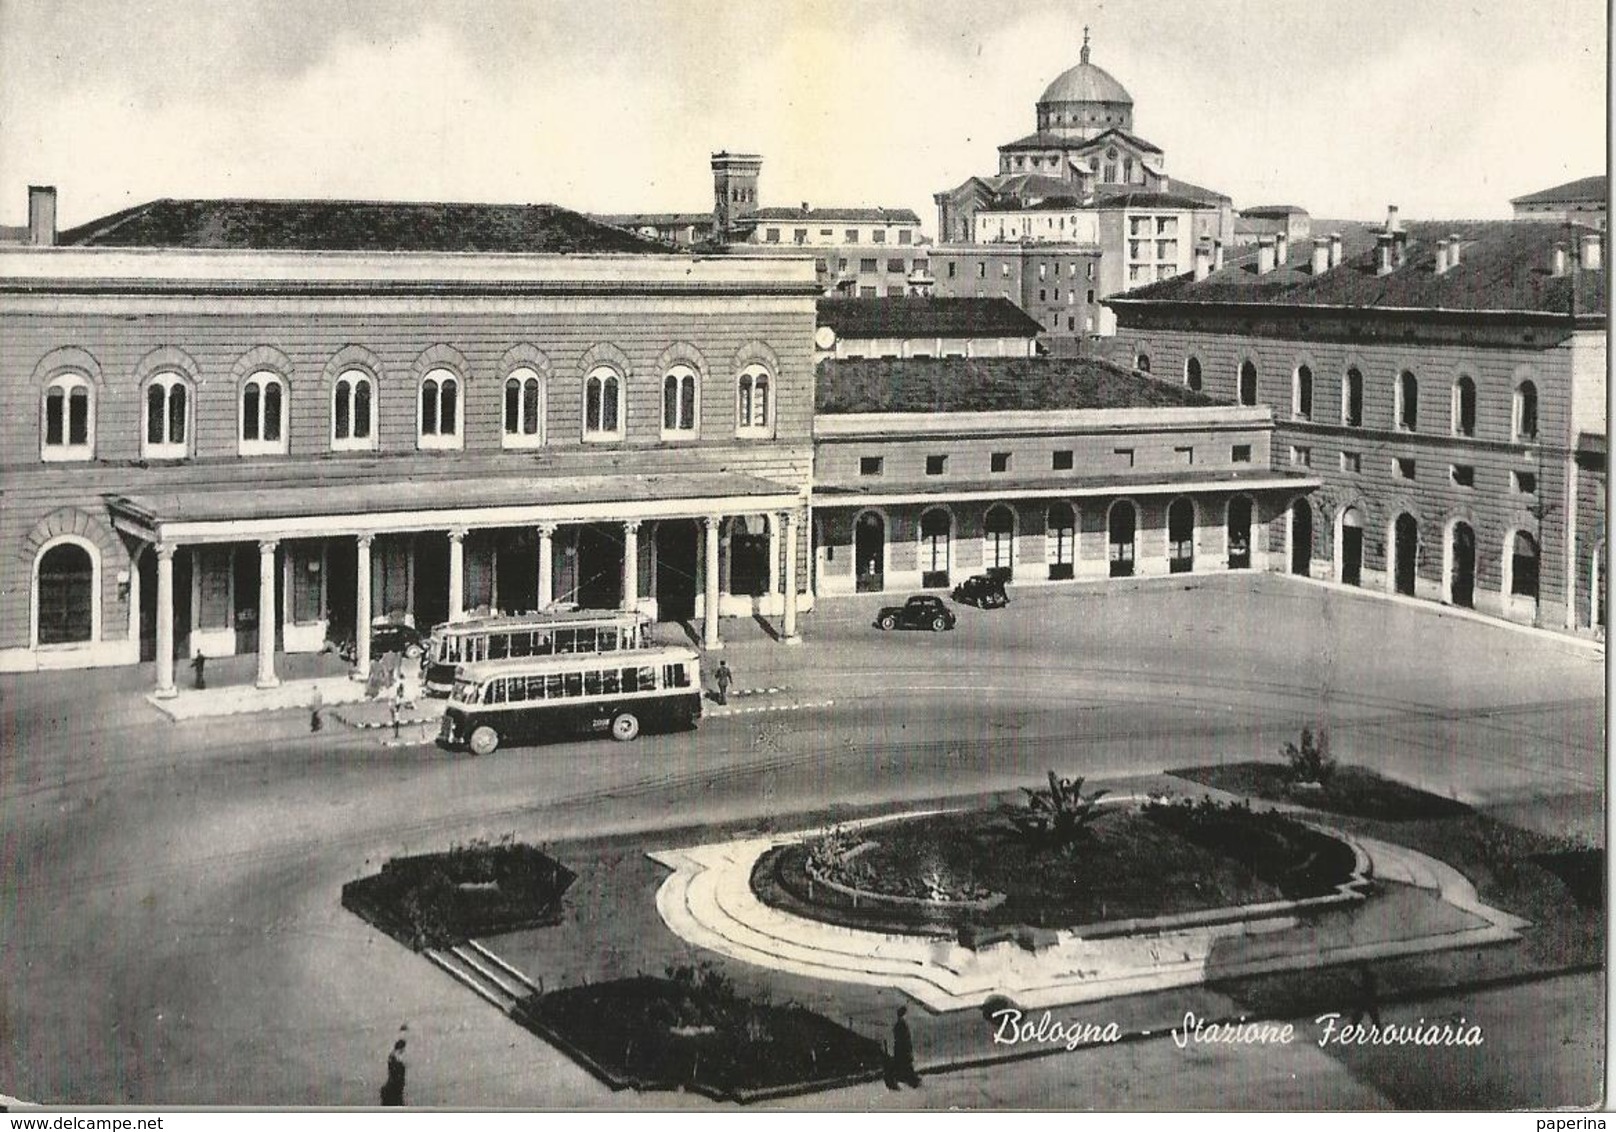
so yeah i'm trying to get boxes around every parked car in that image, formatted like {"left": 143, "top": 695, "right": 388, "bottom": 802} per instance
{"left": 333, "top": 622, "right": 427, "bottom": 664}
{"left": 875, "top": 595, "right": 957, "bottom": 632}
{"left": 952, "top": 571, "right": 1010, "bottom": 609}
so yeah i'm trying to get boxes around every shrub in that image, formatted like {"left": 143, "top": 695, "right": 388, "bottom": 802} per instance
{"left": 1002, "top": 771, "right": 1111, "bottom": 856}
{"left": 1281, "top": 727, "right": 1336, "bottom": 785}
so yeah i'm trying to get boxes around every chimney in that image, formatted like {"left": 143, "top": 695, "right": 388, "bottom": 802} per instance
{"left": 1447, "top": 233, "right": 1463, "bottom": 266}
{"left": 1256, "top": 236, "right": 1276, "bottom": 275}
{"left": 1551, "top": 242, "right": 1568, "bottom": 277}
{"left": 1376, "top": 232, "right": 1395, "bottom": 275}
{"left": 1581, "top": 230, "right": 1603, "bottom": 271}
{"left": 1385, "top": 204, "right": 1400, "bottom": 232}
{"left": 1193, "top": 238, "right": 1212, "bottom": 281}
{"left": 1213, "top": 240, "right": 1225, "bottom": 270}
{"left": 1311, "top": 236, "right": 1330, "bottom": 275}
{"left": 1328, "top": 231, "right": 1343, "bottom": 268}
{"left": 1392, "top": 229, "right": 1408, "bottom": 268}
{"left": 1435, "top": 238, "right": 1451, "bottom": 275}
{"left": 27, "top": 185, "right": 56, "bottom": 247}
{"left": 1275, "top": 230, "right": 1289, "bottom": 266}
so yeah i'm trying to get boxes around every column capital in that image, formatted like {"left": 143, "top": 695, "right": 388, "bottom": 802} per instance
{"left": 536, "top": 521, "right": 558, "bottom": 538}
{"left": 623, "top": 519, "right": 643, "bottom": 535}
{"left": 258, "top": 538, "right": 280, "bottom": 555}
{"left": 156, "top": 541, "right": 178, "bottom": 562}
{"left": 448, "top": 527, "right": 469, "bottom": 543}
{"left": 356, "top": 533, "right": 376, "bottom": 550}
{"left": 703, "top": 514, "right": 723, "bottom": 531}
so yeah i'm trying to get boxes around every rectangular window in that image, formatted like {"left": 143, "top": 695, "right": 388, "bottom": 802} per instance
{"left": 977, "top": 263, "right": 986, "bottom": 278}
{"left": 1039, "top": 289, "right": 1047, "bottom": 302}
{"left": 1087, "top": 289, "right": 1096, "bottom": 303}
{"left": 820, "top": 228, "right": 834, "bottom": 237}
{"left": 872, "top": 230, "right": 886, "bottom": 243}
{"left": 1450, "top": 464, "right": 1475, "bottom": 488}
{"left": 1395, "top": 457, "right": 1416, "bottom": 480}
{"left": 1001, "top": 263, "right": 1011, "bottom": 278}
{"left": 794, "top": 228, "right": 808, "bottom": 245}
{"left": 859, "top": 456, "right": 884, "bottom": 476}
{"left": 947, "top": 262, "right": 957, "bottom": 278}
{"left": 1514, "top": 470, "right": 1537, "bottom": 494}
{"left": 860, "top": 257, "right": 878, "bottom": 272}
{"left": 858, "top": 286, "right": 877, "bottom": 297}
{"left": 1231, "top": 444, "right": 1252, "bottom": 463}
{"left": 1053, "top": 449, "right": 1074, "bottom": 470}
{"left": 898, "top": 230, "right": 911, "bottom": 245}
{"left": 926, "top": 454, "right": 947, "bottom": 476}
{"left": 990, "top": 452, "right": 1011, "bottom": 473}
{"left": 814, "top": 258, "right": 828, "bottom": 273}
{"left": 1174, "top": 445, "right": 1194, "bottom": 464}
{"left": 846, "top": 229, "right": 859, "bottom": 242}
{"left": 1114, "top": 447, "right": 1135, "bottom": 467}
{"left": 765, "top": 228, "right": 780, "bottom": 243}
{"left": 1290, "top": 445, "right": 1312, "bottom": 467}
{"left": 1340, "top": 451, "right": 1362, "bottom": 473}
{"left": 837, "top": 257, "right": 849, "bottom": 272}
{"left": 888, "top": 258, "right": 904, "bottom": 273}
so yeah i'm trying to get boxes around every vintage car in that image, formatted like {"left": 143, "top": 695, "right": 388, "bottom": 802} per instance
{"left": 875, "top": 595, "right": 957, "bottom": 632}
{"left": 952, "top": 570, "right": 1010, "bottom": 608}
{"left": 333, "top": 621, "right": 427, "bottom": 663}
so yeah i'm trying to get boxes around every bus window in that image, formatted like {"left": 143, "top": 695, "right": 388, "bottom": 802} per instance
{"left": 601, "top": 668, "right": 621, "bottom": 694}
{"left": 564, "top": 672, "right": 584, "bottom": 698}
{"left": 599, "top": 629, "right": 619, "bottom": 653}
{"left": 536, "top": 633, "right": 554, "bottom": 656}
{"left": 488, "top": 678, "right": 507, "bottom": 704}
{"left": 621, "top": 667, "right": 639, "bottom": 693}
{"left": 547, "top": 673, "right": 565, "bottom": 699}
{"left": 525, "top": 674, "right": 545, "bottom": 700}
{"left": 555, "top": 629, "right": 576, "bottom": 654}
{"left": 664, "top": 664, "right": 690, "bottom": 688}
{"left": 506, "top": 677, "right": 527, "bottom": 703}
{"left": 510, "top": 632, "right": 534, "bottom": 658}
{"left": 638, "top": 666, "right": 658, "bottom": 691}
{"left": 489, "top": 635, "right": 509, "bottom": 660}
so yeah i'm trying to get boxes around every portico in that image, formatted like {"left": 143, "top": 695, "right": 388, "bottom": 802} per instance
{"left": 110, "top": 471, "right": 810, "bottom": 696}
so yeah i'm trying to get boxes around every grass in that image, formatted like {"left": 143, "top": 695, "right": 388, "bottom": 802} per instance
{"left": 1169, "top": 760, "right": 1472, "bottom": 821}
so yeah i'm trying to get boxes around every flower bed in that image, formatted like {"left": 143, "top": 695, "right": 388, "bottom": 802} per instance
{"left": 513, "top": 963, "right": 886, "bottom": 1101}
{"left": 341, "top": 838, "right": 576, "bottom": 950}
{"left": 1168, "top": 761, "right": 1472, "bottom": 821}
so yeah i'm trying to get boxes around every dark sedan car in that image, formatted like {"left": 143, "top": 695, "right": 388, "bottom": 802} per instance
{"left": 334, "top": 622, "right": 427, "bottom": 663}
{"left": 952, "top": 571, "right": 1010, "bottom": 608}
{"left": 875, "top": 595, "right": 957, "bottom": 632}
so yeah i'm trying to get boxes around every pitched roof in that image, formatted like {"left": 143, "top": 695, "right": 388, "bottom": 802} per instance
{"left": 750, "top": 206, "right": 921, "bottom": 224}
{"left": 1510, "top": 176, "right": 1607, "bottom": 206}
{"left": 1166, "top": 177, "right": 1233, "bottom": 206}
{"left": 1092, "top": 191, "right": 1214, "bottom": 211}
{"left": 999, "top": 128, "right": 1163, "bottom": 155}
{"left": 1240, "top": 205, "right": 1308, "bottom": 218}
{"left": 816, "top": 355, "right": 1224, "bottom": 413}
{"left": 817, "top": 298, "right": 1043, "bottom": 342}
{"left": 1108, "top": 219, "right": 1607, "bottom": 317}
{"left": 58, "top": 198, "right": 677, "bottom": 254}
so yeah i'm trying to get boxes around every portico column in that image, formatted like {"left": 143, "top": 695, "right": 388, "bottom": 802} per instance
{"left": 781, "top": 509, "right": 801, "bottom": 643}
{"left": 766, "top": 514, "right": 779, "bottom": 601}
{"left": 155, "top": 543, "right": 177, "bottom": 699}
{"left": 703, "top": 516, "right": 722, "bottom": 650}
{"left": 536, "top": 523, "right": 556, "bottom": 610}
{"left": 448, "top": 528, "right": 467, "bottom": 623}
{"left": 255, "top": 539, "right": 280, "bottom": 689}
{"left": 621, "top": 521, "right": 640, "bottom": 612}
{"left": 355, "top": 534, "right": 374, "bottom": 680}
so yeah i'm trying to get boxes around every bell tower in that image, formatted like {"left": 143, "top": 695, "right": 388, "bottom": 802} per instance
{"left": 711, "top": 152, "right": 763, "bottom": 239}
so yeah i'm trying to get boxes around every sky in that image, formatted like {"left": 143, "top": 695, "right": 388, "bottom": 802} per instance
{"left": 0, "top": 0, "right": 1607, "bottom": 235}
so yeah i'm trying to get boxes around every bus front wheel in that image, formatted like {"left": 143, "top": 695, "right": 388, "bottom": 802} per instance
{"left": 468, "top": 725, "right": 501, "bottom": 756}
{"left": 610, "top": 711, "right": 641, "bottom": 742}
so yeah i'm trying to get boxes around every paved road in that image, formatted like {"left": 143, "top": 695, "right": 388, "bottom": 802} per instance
{"left": 0, "top": 573, "right": 1603, "bottom": 1107}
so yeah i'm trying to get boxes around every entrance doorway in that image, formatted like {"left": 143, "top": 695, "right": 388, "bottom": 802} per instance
{"left": 1338, "top": 507, "right": 1363, "bottom": 587}
{"left": 1393, "top": 514, "right": 1418, "bottom": 595}
{"left": 1449, "top": 522, "right": 1476, "bottom": 608}
{"left": 984, "top": 505, "right": 1015, "bottom": 579}
{"left": 855, "top": 511, "right": 885, "bottom": 592}
{"left": 573, "top": 524, "right": 624, "bottom": 610}
{"left": 655, "top": 520, "right": 699, "bottom": 622}
{"left": 1289, "top": 500, "right": 1312, "bottom": 576}
{"left": 1167, "top": 498, "right": 1195, "bottom": 573}
{"left": 1227, "top": 496, "right": 1252, "bottom": 569}
{"left": 920, "top": 508, "right": 952, "bottom": 588}
{"left": 231, "top": 545, "right": 282, "bottom": 655}
{"left": 1108, "top": 501, "right": 1136, "bottom": 578}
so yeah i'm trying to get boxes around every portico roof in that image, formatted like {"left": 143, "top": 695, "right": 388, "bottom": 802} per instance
{"left": 108, "top": 471, "right": 804, "bottom": 544}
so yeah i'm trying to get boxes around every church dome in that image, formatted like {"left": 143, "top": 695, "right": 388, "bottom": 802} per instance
{"left": 1038, "top": 37, "right": 1132, "bottom": 106}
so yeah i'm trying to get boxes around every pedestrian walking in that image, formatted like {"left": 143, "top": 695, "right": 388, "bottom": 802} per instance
{"left": 309, "top": 685, "right": 324, "bottom": 733}
{"left": 378, "top": 1037, "right": 407, "bottom": 1106}
{"left": 889, "top": 1005, "right": 921, "bottom": 1088}
{"left": 1347, "top": 962, "right": 1382, "bottom": 1028}
{"left": 191, "top": 651, "right": 206, "bottom": 690}
{"left": 714, "top": 658, "right": 733, "bottom": 706}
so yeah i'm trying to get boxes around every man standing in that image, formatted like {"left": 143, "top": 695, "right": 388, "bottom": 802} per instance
{"left": 191, "top": 651, "right": 206, "bottom": 691}
{"left": 890, "top": 1005, "right": 921, "bottom": 1088}
{"left": 714, "top": 658, "right": 733, "bottom": 706}
{"left": 379, "top": 1037, "right": 407, "bottom": 1106}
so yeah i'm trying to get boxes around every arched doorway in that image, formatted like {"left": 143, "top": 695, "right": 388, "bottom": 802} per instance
{"left": 1392, "top": 513, "right": 1418, "bottom": 595}
{"left": 1508, "top": 531, "right": 1540, "bottom": 608}
{"left": 1167, "top": 498, "right": 1195, "bottom": 573}
{"left": 1047, "top": 502, "right": 1076, "bottom": 580}
{"left": 1289, "top": 500, "right": 1312, "bottom": 576}
{"left": 36, "top": 541, "right": 95, "bottom": 645}
{"left": 984, "top": 505, "right": 1015, "bottom": 579}
{"left": 1448, "top": 522, "right": 1476, "bottom": 608}
{"left": 855, "top": 511, "right": 885, "bottom": 593}
{"left": 1337, "top": 506, "right": 1364, "bottom": 586}
{"left": 920, "top": 508, "right": 952, "bottom": 588}
{"left": 1227, "top": 496, "right": 1252, "bottom": 569}
{"left": 1108, "top": 501, "right": 1136, "bottom": 578}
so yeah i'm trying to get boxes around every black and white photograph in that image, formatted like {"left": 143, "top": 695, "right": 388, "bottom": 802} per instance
{"left": 0, "top": 0, "right": 1606, "bottom": 1115}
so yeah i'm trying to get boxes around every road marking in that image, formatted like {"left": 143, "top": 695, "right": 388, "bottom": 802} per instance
{"left": 707, "top": 698, "right": 834, "bottom": 719}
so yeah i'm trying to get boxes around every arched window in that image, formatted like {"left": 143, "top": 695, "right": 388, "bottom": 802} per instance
{"left": 35, "top": 539, "right": 96, "bottom": 646}
{"left": 1513, "top": 380, "right": 1539, "bottom": 441}
{"left": 1342, "top": 368, "right": 1364, "bottom": 427}
{"left": 1168, "top": 498, "right": 1196, "bottom": 573}
{"left": 736, "top": 365, "right": 772, "bottom": 436}
{"left": 142, "top": 372, "right": 190, "bottom": 459}
{"left": 1452, "top": 375, "right": 1477, "bottom": 437}
{"left": 1108, "top": 501, "right": 1137, "bottom": 577}
{"left": 1292, "top": 365, "right": 1313, "bottom": 420}
{"left": 1510, "top": 531, "right": 1540, "bottom": 599}
{"left": 1047, "top": 502, "right": 1076, "bottom": 580}
{"left": 1135, "top": 352, "right": 1151, "bottom": 374}
{"left": 503, "top": 367, "right": 544, "bottom": 448}
{"left": 583, "top": 366, "right": 624, "bottom": 440}
{"left": 984, "top": 505, "right": 1015, "bottom": 576}
{"left": 332, "top": 369, "right": 375, "bottom": 450}
{"left": 418, "top": 368, "right": 461, "bottom": 449}
{"left": 1239, "top": 360, "right": 1257, "bottom": 406}
{"left": 662, "top": 365, "right": 698, "bottom": 438}
{"left": 41, "top": 373, "right": 93, "bottom": 461}
{"left": 239, "top": 370, "right": 287, "bottom": 455}
{"left": 1396, "top": 370, "right": 1418, "bottom": 431}
{"left": 1184, "top": 356, "right": 1202, "bottom": 392}
{"left": 920, "top": 508, "right": 952, "bottom": 587}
